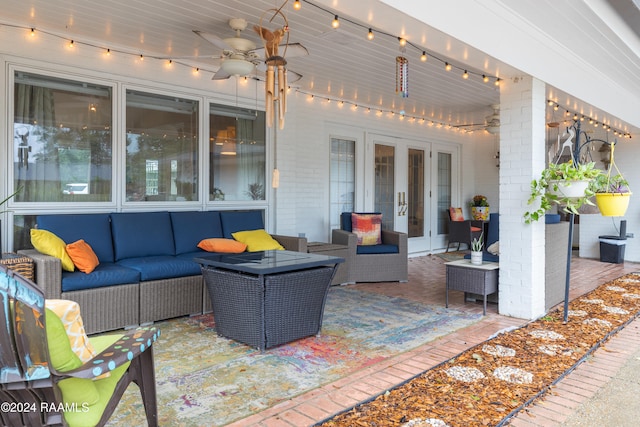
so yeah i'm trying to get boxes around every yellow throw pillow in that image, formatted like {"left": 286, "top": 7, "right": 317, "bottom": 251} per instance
{"left": 66, "top": 239, "right": 100, "bottom": 274}
{"left": 198, "top": 238, "right": 247, "bottom": 253}
{"left": 231, "top": 229, "right": 285, "bottom": 252}
{"left": 31, "top": 229, "right": 75, "bottom": 272}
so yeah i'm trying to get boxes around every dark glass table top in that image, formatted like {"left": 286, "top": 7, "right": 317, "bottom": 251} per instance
{"left": 195, "top": 250, "right": 344, "bottom": 275}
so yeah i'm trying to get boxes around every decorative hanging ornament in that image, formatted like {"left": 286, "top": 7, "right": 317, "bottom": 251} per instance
{"left": 396, "top": 56, "right": 409, "bottom": 98}
{"left": 255, "top": 8, "right": 290, "bottom": 129}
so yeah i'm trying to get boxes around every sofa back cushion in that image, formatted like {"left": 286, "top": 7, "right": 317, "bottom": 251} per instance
{"left": 170, "top": 211, "right": 223, "bottom": 255}
{"left": 37, "top": 214, "right": 115, "bottom": 263}
{"left": 110, "top": 211, "right": 175, "bottom": 261}
{"left": 220, "top": 210, "right": 264, "bottom": 238}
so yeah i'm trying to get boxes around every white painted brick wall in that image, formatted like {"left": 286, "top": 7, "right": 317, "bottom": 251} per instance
{"left": 498, "top": 76, "right": 547, "bottom": 320}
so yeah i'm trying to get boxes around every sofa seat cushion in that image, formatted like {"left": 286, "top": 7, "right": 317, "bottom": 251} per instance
{"left": 176, "top": 250, "right": 208, "bottom": 261}
{"left": 117, "top": 255, "right": 201, "bottom": 281}
{"left": 170, "top": 211, "right": 223, "bottom": 255}
{"left": 61, "top": 263, "right": 141, "bottom": 292}
{"left": 110, "top": 211, "right": 175, "bottom": 261}
{"left": 356, "top": 244, "right": 399, "bottom": 255}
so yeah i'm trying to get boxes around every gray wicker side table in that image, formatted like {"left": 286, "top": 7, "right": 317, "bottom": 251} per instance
{"left": 307, "top": 242, "right": 349, "bottom": 285}
{"left": 445, "top": 259, "right": 499, "bottom": 315}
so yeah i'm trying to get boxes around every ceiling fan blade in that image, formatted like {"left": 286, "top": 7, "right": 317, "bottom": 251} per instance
{"left": 193, "top": 30, "right": 230, "bottom": 51}
{"left": 211, "top": 67, "right": 231, "bottom": 80}
{"left": 251, "top": 42, "right": 309, "bottom": 59}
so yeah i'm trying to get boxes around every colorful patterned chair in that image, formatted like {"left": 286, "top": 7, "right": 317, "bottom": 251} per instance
{"left": 0, "top": 265, "right": 160, "bottom": 427}
{"left": 446, "top": 207, "right": 484, "bottom": 252}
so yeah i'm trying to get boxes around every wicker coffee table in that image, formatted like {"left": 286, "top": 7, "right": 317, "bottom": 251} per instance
{"left": 196, "top": 250, "right": 344, "bottom": 351}
{"left": 445, "top": 259, "right": 499, "bottom": 315}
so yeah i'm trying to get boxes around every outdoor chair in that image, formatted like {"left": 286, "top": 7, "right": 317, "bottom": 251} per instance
{"left": 0, "top": 265, "right": 160, "bottom": 427}
{"left": 332, "top": 212, "right": 408, "bottom": 283}
{"left": 446, "top": 207, "right": 483, "bottom": 252}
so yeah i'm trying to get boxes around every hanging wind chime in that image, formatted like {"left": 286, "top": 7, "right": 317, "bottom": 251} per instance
{"left": 254, "top": 7, "right": 290, "bottom": 129}
{"left": 396, "top": 55, "right": 409, "bottom": 98}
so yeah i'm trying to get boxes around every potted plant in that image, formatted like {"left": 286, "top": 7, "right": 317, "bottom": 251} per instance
{"left": 524, "top": 161, "right": 603, "bottom": 223}
{"left": 470, "top": 232, "right": 484, "bottom": 265}
{"left": 469, "top": 195, "right": 490, "bottom": 221}
{"left": 592, "top": 173, "right": 631, "bottom": 217}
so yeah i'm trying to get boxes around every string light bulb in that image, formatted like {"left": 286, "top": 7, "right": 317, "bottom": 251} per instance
{"left": 444, "top": 62, "right": 452, "bottom": 71}
{"left": 483, "top": 75, "right": 489, "bottom": 83}
{"left": 420, "top": 51, "right": 427, "bottom": 62}
{"left": 331, "top": 15, "right": 340, "bottom": 28}
{"left": 30, "top": 28, "right": 35, "bottom": 37}
{"left": 367, "top": 28, "right": 374, "bottom": 40}
{"left": 139, "top": 54, "right": 144, "bottom": 61}
{"left": 68, "top": 39, "right": 75, "bottom": 48}
{"left": 462, "top": 70, "right": 469, "bottom": 79}
{"left": 494, "top": 78, "right": 501, "bottom": 86}
{"left": 398, "top": 37, "right": 406, "bottom": 47}
{"left": 105, "top": 48, "right": 111, "bottom": 56}
{"left": 293, "top": 0, "right": 301, "bottom": 10}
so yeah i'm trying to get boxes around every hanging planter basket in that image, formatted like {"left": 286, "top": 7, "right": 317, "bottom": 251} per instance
{"left": 594, "top": 142, "right": 632, "bottom": 217}
{"left": 595, "top": 192, "right": 632, "bottom": 217}
{"left": 547, "top": 179, "right": 591, "bottom": 199}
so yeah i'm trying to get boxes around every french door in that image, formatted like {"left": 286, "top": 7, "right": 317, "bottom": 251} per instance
{"left": 369, "top": 134, "right": 457, "bottom": 254}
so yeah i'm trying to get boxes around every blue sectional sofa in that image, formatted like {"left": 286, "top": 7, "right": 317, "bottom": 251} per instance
{"left": 20, "top": 210, "right": 306, "bottom": 334}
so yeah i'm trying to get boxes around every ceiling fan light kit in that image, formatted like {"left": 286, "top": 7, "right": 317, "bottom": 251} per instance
{"left": 221, "top": 58, "right": 255, "bottom": 77}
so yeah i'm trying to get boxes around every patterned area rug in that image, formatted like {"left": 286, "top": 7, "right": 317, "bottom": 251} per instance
{"left": 107, "top": 287, "right": 482, "bottom": 426}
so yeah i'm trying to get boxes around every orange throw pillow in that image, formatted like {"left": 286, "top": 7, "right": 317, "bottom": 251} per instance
{"left": 65, "top": 240, "right": 100, "bottom": 274}
{"left": 449, "top": 207, "right": 465, "bottom": 221}
{"left": 198, "top": 238, "right": 247, "bottom": 253}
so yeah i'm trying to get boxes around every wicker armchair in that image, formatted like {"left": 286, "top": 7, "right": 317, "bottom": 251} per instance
{"left": 331, "top": 212, "right": 408, "bottom": 283}
{"left": 446, "top": 207, "right": 483, "bottom": 252}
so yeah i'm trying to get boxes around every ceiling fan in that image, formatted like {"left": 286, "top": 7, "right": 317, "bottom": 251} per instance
{"left": 194, "top": 18, "right": 261, "bottom": 80}
{"left": 194, "top": 18, "right": 308, "bottom": 81}
{"left": 454, "top": 104, "right": 501, "bottom": 134}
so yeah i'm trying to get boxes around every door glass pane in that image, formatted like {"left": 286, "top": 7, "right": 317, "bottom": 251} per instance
{"left": 374, "top": 144, "right": 395, "bottom": 230}
{"left": 209, "top": 104, "right": 266, "bottom": 201}
{"left": 437, "top": 152, "right": 452, "bottom": 234}
{"left": 13, "top": 71, "right": 113, "bottom": 202}
{"left": 126, "top": 90, "right": 198, "bottom": 201}
{"left": 408, "top": 148, "right": 424, "bottom": 238}
{"left": 330, "top": 138, "right": 355, "bottom": 230}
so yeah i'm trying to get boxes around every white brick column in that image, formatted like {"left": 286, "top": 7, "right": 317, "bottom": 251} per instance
{"left": 498, "top": 76, "right": 547, "bottom": 319}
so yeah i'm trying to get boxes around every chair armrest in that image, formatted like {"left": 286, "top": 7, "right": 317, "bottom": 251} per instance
{"left": 272, "top": 234, "right": 307, "bottom": 252}
{"left": 331, "top": 229, "right": 357, "bottom": 251}
{"left": 52, "top": 326, "right": 160, "bottom": 379}
{"left": 381, "top": 230, "right": 408, "bottom": 254}
{"left": 18, "top": 249, "right": 63, "bottom": 299}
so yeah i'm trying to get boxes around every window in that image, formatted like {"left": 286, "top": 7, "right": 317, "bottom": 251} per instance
{"left": 437, "top": 152, "right": 452, "bottom": 234}
{"left": 375, "top": 144, "right": 395, "bottom": 231}
{"left": 125, "top": 90, "right": 199, "bottom": 201}
{"left": 330, "top": 138, "right": 355, "bottom": 230}
{"left": 13, "top": 71, "right": 113, "bottom": 202}
{"left": 209, "top": 104, "right": 266, "bottom": 201}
